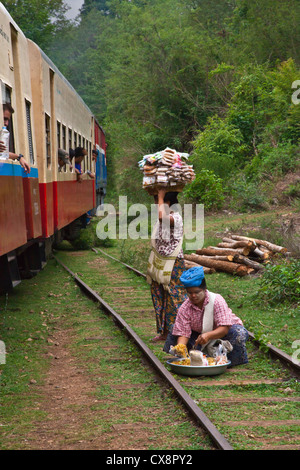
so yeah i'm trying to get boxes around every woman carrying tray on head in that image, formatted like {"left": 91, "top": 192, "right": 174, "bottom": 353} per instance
{"left": 147, "top": 188, "right": 187, "bottom": 342}
{"left": 163, "top": 266, "right": 249, "bottom": 366}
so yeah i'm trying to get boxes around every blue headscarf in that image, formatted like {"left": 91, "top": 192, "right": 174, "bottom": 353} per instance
{"left": 180, "top": 266, "right": 205, "bottom": 287}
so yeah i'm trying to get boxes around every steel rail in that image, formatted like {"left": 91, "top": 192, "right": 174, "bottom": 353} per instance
{"left": 53, "top": 254, "right": 234, "bottom": 451}
{"left": 91, "top": 248, "right": 147, "bottom": 279}
{"left": 248, "top": 332, "right": 300, "bottom": 377}
{"left": 92, "top": 248, "right": 300, "bottom": 378}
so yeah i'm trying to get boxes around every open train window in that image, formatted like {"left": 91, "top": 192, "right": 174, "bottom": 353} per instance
{"left": 25, "top": 100, "right": 34, "bottom": 165}
{"left": 89, "top": 141, "right": 92, "bottom": 170}
{"left": 68, "top": 128, "right": 73, "bottom": 172}
{"left": 57, "top": 121, "right": 61, "bottom": 149}
{"left": 45, "top": 114, "right": 51, "bottom": 168}
{"left": 74, "top": 131, "right": 77, "bottom": 149}
{"left": 3, "top": 84, "right": 11, "bottom": 105}
{"left": 61, "top": 125, "right": 67, "bottom": 172}
{"left": 62, "top": 125, "right": 66, "bottom": 150}
{"left": 2, "top": 85, "right": 15, "bottom": 153}
{"left": 82, "top": 137, "right": 86, "bottom": 171}
{"left": 68, "top": 128, "right": 72, "bottom": 149}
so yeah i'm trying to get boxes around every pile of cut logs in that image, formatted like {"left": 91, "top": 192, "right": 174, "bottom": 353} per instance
{"left": 184, "top": 235, "right": 289, "bottom": 277}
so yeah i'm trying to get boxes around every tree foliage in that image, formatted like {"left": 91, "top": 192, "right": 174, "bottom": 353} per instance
{"left": 7, "top": 0, "right": 300, "bottom": 204}
{"left": 80, "top": 0, "right": 111, "bottom": 16}
{"left": 183, "top": 169, "right": 225, "bottom": 210}
{"left": 192, "top": 59, "right": 300, "bottom": 181}
{"left": 259, "top": 259, "right": 300, "bottom": 305}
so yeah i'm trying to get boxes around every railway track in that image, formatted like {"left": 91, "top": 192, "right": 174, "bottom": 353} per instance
{"left": 92, "top": 248, "right": 300, "bottom": 379}
{"left": 53, "top": 249, "right": 300, "bottom": 450}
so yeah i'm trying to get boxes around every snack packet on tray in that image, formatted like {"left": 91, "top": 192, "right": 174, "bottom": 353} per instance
{"left": 189, "top": 350, "right": 208, "bottom": 366}
{"left": 169, "top": 344, "right": 189, "bottom": 358}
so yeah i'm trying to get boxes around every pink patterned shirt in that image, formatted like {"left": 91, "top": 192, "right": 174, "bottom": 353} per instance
{"left": 172, "top": 290, "right": 243, "bottom": 337}
{"left": 155, "top": 211, "right": 184, "bottom": 258}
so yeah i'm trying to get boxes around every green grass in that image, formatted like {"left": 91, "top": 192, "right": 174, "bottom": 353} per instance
{"left": 0, "top": 258, "right": 214, "bottom": 450}
{"left": 0, "top": 265, "right": 59, "bottom": 448}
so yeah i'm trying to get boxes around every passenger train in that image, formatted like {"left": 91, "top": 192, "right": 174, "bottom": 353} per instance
{"left": 0, "top": 3, "right": 107, "bottom": 293}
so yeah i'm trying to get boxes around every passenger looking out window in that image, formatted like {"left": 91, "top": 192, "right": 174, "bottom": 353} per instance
{"left": 58, "top": 148, "right": 73, "bottom": 172}
{"left": 71, "top": 146, "right": 94, "bottom": 182}
{"left": 0, "top": 103, "right": 30, "bottom": 173}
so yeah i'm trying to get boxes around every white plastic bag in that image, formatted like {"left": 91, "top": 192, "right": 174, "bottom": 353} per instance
{"left": 214, "top": 343, "right": 228, "bottom": 365}
{"left": 190, "top": 350, "right": 208, "bottom": 366}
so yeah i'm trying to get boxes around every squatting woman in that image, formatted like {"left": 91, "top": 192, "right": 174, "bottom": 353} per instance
{"left": 163, "top": 266, "right": 249, "bottom": 366}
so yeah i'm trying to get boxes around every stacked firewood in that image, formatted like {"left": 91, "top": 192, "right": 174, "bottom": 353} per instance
{"left": 184, "top": 235, "right": 289, "bottom": 277}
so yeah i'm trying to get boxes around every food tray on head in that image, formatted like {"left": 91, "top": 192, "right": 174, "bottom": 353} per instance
{"left": 166, "top": 357, "right": 231, "bottom": 376}
{"left": 139, "top": 147, "right": 195, "bottom": 195}
{"left": 145, "top": 183, "right": 185, "bottom": 196}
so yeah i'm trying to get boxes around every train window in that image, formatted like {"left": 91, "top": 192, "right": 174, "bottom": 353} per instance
{"left": 49, "top": 69, "right": 55, "bottom": 169}
{"left": 45, "top": 114, "right": 51, "bottom": 168}
{"left": 4, "top": 85, "right": 11, "bottom": 104}
{"left": 57, "top": 121, "right": 61, "bottom": 149}
{"left": 25, "top": 100, "right": 34, "bottom": 165}
{"left": 62, "top": 125, "right": 66, "bottom": 149}
{"left": 61, "top": 125, "right": 67, "bottom": 172}
{"left": 3, "top": 85, "right": 15, "bottom": 154}
{"left": 68, "top": 128, "right": 73, "bottom": 172}
{"left": 74, "top": 131, "right": 77, "bottom": 149}
{"left": 85, "top": 140, "right": 88, "bottom": 172}
{"left": 89, "top": 141, "right": 92, "bottom": 170}
{"left": 68, "top": 128, "right": 72, "bottom": 149}
{"left": 82, "top": 137, "right": 86, "bottom": 171}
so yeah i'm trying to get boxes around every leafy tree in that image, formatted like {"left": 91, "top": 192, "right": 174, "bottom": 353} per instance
{"left": 99, "top": 0, "right": 234, "bottom": 148}
{"left": 183, "top": 169, "right": 224, "bottom": 210}
{"left": 48, "top": 7, "right": 106, "bottom": 115}
{"left": 80, "top": 0, "right": 111, "bottom": 16}
{"left": 190, "top": 116, "right": 249, "bottom": 178}
{"left": 259, "top": 259, "right": 300, "bottom": 305}
{"left": 45, "top": 0, "right": 300, "bottom": 202}
{"left": 190, "top": 59, "right": 300, "bottom": 183}
{"left": 228, "top": 0, "right": 300, "bottom": 65}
